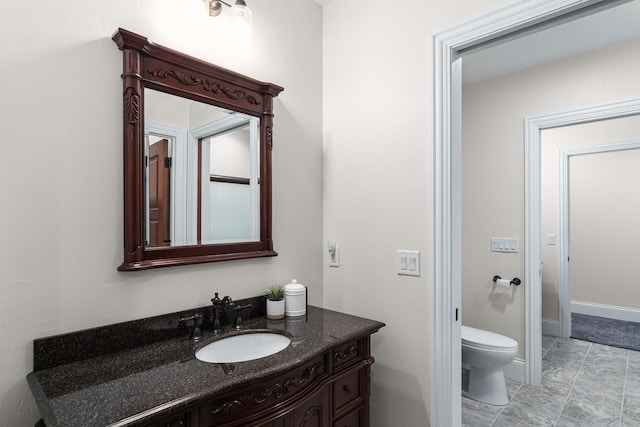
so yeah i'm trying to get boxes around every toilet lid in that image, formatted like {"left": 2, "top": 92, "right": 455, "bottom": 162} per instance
{"left": 461, "top": 326, "right": 518, "bottom": 350}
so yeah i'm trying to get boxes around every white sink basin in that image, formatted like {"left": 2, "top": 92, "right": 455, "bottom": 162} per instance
{"left": 195, "top": 332, "right": 291, "bottom": 363}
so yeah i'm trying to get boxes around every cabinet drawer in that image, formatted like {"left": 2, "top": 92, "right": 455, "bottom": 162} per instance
{"left": 333, "top": 369, "right": 363, "bottom": 413}
{"left": 332, "top": 340, "right": 362, "bottom": 370}
{"left": 333, "top": 406, "right": 363, "bottom": 427}
{"left": 145, "top": 411, "right": 189, "bottom": 427}
{"left": 199, "top": 355, "right": 326, "bottom": 425}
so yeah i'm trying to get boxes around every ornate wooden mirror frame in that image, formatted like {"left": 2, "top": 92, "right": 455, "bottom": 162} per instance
{"left": 113, "top": 28, "right": 283, "bottom": 271}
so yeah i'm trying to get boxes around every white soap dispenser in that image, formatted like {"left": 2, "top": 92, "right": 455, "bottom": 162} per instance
{"left": 284, "top": 279, "right": 306, "bottom": 317}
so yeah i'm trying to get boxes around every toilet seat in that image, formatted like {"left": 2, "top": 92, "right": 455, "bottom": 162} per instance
{"left": 462, "top": 326, "right": 517, "bottom": 351}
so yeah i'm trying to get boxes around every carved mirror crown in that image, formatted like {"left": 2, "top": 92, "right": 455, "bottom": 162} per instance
{"left": 113, "top": 28, "right": 284, "bottom": 271}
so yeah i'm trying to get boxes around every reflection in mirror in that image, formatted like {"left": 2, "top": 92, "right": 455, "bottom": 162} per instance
{"left": 144, "top": 89, "right": 260, "bottom": 248}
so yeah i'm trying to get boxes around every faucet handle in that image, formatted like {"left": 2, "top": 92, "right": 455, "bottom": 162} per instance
{"left": 180, "top": 314, "right": 203, "bottom": 340}
{"left": 233, "top": 304, "right": 252, "bottom": 330}
{"left": 212, "top": 293, "right": 234, "bottom": 307}
{"left": 211, "top": 292, "right": 221, "bottom": 306}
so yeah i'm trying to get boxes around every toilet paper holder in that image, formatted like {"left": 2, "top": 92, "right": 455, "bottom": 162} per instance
{"left": 493, "top": 275, "right": 521, "bottom": 286}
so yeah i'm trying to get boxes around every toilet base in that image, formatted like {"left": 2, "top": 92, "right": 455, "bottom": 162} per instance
{"left": 463, "top": 367, "right": 508, "bottom": 406}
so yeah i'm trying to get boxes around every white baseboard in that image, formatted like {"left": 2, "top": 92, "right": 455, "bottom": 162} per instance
{"left": 542, "top": 318, "right": 561, "bottom": 337}
{"left": 503, "top": 358, "right": 525, "bottom": 383}
{"left": 571, "top": 300, "right": 640, "bottom": 323}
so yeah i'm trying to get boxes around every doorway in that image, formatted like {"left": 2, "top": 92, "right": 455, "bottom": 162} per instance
{"left": 543, "top": 136, "right": 640, "bottom": 339}
{"left": 527, "top": 104, "right": 640, "bottom": 342}
{"left": 148, "top": 138, "right": 171, "bottom": 246}
{"left": 564, "top": 144, "right": 640, "bottom": 342}
{"left": 432, "top": 1, "right": 640, "bottom": 425}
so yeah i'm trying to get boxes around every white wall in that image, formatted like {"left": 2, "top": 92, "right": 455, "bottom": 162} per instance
{"left": 322, "top": 0, "right": 513, "bottom": 425}
{"left": 462, "top": 37, "right": 640, "bottom": 359}
{"left": 210, "top": 129, "right": 251, "bottom": 178}
{"left": 541, "top": 121, "right": 640, "bottom": 319}
{"left": 145, "top": 89, "right": 192, "bottom": 129}
{"left": 571, "top": 149, "right": 640, "bottom": 307}
{"left": 0, "top": 1, "right": 323, "bottom": 425}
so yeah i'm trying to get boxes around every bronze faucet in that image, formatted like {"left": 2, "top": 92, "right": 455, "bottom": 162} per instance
{"left": 211, "top": 292, "right": 233, "bottom": 333}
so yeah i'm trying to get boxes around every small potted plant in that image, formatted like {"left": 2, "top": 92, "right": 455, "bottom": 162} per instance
{"left": 265, "top": 284, "right": 285, "bottom": 320}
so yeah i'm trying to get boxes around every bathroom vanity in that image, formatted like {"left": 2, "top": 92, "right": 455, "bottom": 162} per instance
{"left": 26, "top": 29, "right": 387, "bottom": 426}
{"left": 27, "top": 304, "right": 384, "bottom": 426}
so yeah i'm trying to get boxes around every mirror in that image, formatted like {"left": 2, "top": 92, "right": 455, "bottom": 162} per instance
{"left": 144, "top": 89, "right": 260, "bottom": 247}
{"left": 113, "top": 28, "right": 283, "bottom": 271}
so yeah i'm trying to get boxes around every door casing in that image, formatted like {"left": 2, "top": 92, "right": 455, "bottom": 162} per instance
{"left": 432, "top": 1, "right": 633, "bottom": 425}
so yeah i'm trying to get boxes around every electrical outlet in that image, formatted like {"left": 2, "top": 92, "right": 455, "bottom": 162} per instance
{"left": 328, "top": 241, "right": 340, "bottom": 267}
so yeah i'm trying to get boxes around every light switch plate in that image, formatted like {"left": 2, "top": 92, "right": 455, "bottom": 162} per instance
{"left": 397, "top": 250, "right": 420, "bottom": 276}
{"left": 490, "top": 237, "right": 518, "bottom": 253}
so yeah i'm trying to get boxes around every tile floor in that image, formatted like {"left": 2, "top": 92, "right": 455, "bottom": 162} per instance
{"left": 462, "top": 335, "right": 640, "bottom": 426}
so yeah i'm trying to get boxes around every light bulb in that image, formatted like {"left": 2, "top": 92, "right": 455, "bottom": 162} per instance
{"left": 208, "top": 0, "right": 222, "bottom": 17}
{"left": 230, "top": 0, "right": 252, "bottom": 46}
{"left": 230, "top": 0, "right": 252, "bottom": 27}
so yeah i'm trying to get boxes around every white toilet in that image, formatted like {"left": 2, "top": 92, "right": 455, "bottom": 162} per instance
{"left": 461, "top": 325, "right": 518, "bottom": 406}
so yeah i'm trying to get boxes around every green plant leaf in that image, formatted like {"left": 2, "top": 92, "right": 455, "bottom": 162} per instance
{"left": 264, "top": 284, "right": 285, "bottom": 301}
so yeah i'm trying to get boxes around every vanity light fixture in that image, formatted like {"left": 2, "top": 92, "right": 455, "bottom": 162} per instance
{"left": 208, "top": 0, "right": 252, "bottom": 25}
{"left": 207, "top": 0, "right": 252, "bottom": 45}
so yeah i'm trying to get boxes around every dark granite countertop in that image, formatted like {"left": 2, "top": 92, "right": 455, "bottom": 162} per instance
{"left": 27, "top": 306, "right": 384, "bottom": 427}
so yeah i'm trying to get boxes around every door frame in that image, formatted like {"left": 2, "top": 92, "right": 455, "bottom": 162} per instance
{"left": 146, "top": 122, "right": 188, "bottom": 246}
{"left": 432, "top": 1, "right": 631, "bottom": 425}
{"left": 556, "top": 136, "right": 640, "bottom": 337}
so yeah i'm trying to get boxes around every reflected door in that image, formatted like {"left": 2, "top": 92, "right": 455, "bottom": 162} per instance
{"left": 148, "top": 138, "right": 171, "bottom": 246}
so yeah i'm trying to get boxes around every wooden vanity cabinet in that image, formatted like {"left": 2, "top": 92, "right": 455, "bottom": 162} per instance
{"left": 146, "top": 413, "right": 189, "bottom": 427}
{"left": 145, "top": 336, "right": 374, "bottom": 427}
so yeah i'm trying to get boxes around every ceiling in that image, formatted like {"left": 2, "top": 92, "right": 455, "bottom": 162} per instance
{"left": 463, "top": 0, "right": 640, "bottom": 83}
{"left": 312, "top": 0, "right": 640, "bottom": 83}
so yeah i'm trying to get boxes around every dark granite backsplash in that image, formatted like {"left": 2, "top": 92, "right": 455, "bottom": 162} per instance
{"left": 33, "top": 295, "right": 266, "bottom": 371}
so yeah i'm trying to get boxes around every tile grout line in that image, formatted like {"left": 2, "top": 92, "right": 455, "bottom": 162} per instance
{"left": 553, "top": 341, "right": 592, "bottom": 426}
{"left": 619, "top": 350, "right": 630, "bottom": 427}
{"left": 489, "top": 381, "right": 524, "bottom": 427}
{"left": 542, "top": 336, "right": 558, "bottom": 359}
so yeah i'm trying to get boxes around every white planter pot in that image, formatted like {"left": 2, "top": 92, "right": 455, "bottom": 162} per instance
{"left": 266, "top": 299, "right": 285, "bottom": 320}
